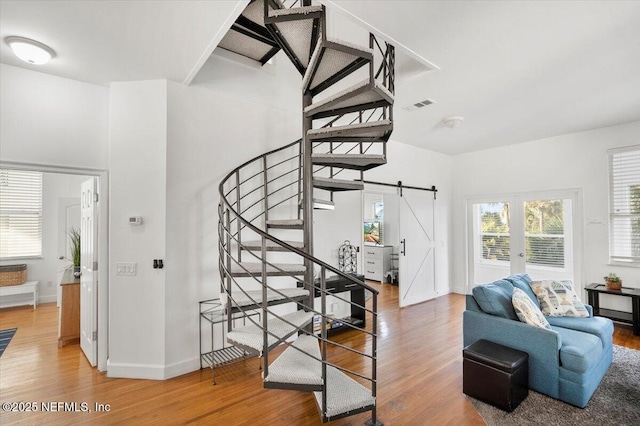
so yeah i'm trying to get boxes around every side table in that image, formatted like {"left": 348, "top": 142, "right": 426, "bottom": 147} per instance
{"left": 199, "top": 298, "right": 260, "bottom": 384}
{"left": 585, "top": 283, "right": 640, "bottom": 336}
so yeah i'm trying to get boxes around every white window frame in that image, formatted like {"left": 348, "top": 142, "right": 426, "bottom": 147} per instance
{"left": 608, "top": 145, "right": 640, "bottom": 266}
{"left": 0, "top": 169, "right": 43, "bottom": 259}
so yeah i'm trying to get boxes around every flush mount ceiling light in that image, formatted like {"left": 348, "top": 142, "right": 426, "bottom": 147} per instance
{"left": 442, "top": 116, "right": 464, "bottom": 129}
{"left": 5, "top": 36, "right": 56, "bottom": 65}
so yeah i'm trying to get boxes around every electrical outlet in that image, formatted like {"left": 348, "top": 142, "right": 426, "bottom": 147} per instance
{"left": 116, "top": 262, "right": 137, "bottom": 276}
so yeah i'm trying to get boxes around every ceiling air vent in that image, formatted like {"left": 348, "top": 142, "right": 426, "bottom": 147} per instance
{"left": 403, "top": 98, "right": 436, "bottom": 112}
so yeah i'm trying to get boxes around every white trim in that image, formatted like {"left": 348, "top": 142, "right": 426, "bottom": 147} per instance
{"left": 183, "top": 0, "right": 251, "bottom": 86}
{"left": 0, "top": 160, "right": 109, "bottom": 373}
{"left": 106, "top": 361, "right": 166, "bottom": 380}
{"left": 607, "top": 144, "right": 640, "bottom": 155}
{"left": 163, "top": 357, "right": 201, "bottom": 380}
{"left": 38, "top": 294, "right": 56, "bottom": 304}
{"left": 106, "top": 358, "right": 200, "bottom": 380}
{"left": 465, "top": 189, "right": 583, "bottom": 295}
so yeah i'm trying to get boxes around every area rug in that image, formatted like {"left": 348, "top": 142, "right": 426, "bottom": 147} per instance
{"left": 0, "top": 328, "right": 17, "bottom": 357}
{"left": 468, "top": 345, "right": 640, "bottom": 426}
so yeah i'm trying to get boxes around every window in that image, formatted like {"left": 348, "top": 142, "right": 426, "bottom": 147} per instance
{"left": 0, "top": 169, "right": 43, "bottom": 259}
{"left": 478, "top": 202, "right": 511, "bottom": 262}
{"left": 608, "top": 146, "right": 640, "bottom": 265}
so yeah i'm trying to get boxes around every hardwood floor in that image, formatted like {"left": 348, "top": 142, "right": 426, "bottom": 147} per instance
{"left": 0, "top": 284, "right": 638, "bottom": 425}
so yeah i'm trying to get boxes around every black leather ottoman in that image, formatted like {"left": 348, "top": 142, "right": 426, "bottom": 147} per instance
{"left": 463, "top": 339, "right": 529, "bottom": 412}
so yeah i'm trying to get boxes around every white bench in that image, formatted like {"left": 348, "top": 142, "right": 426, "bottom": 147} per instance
{"left": 0, "top": 281, "right": 38, "bottom": 309}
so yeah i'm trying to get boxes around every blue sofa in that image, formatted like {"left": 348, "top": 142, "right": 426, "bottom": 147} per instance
{"left": 463, "top": 274, "right": 613, "bottom": 408}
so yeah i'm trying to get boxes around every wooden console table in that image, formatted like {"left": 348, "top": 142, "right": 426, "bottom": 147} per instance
{"left": 58, "top": 269, "right": 80, "bottom": 347}
{"left": 298, "top": 274, "right": 366, "bottom": 334}
{"left": 585, "top": 283, "right": 640, "bottom": 336}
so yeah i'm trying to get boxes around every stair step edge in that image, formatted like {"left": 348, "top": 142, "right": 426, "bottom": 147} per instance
{"left": 265, "top": 335, "right": 323, "bottom": 386}
{"left": 313, "top": 366, "right": 376, "bottom": 420}
{"left": 227, "top": 310, "right": 314, "bottom": 353}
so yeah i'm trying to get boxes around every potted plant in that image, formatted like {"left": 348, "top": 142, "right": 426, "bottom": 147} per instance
{"left": 604, "top": 272, "right": 621, "bottom": 290}
{"left": 68, "top": 228, "right": 81, "bottom": 277}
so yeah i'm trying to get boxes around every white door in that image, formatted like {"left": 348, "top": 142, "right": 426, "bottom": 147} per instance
{"left": 80, "top": 178, "right": 98, "bottom": 366}
{"left": 398, "top": 189, "right": 436, "bottom": 307}
{"left": 468, "top": 191, "right": 579, "bottom": 292}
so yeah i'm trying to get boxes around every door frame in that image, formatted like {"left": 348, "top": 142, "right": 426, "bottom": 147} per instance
{"left": 1, "top": 161, "right": 109, "bottom": 372}
{"left": 465, "top": 188, "right": 584, "bottom": 295}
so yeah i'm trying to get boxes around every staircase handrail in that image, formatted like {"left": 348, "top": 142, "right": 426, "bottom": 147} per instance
{"left": 219, "top": 141, "right": 380, "bottom": 296}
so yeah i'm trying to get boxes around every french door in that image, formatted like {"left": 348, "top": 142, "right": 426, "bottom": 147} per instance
{"left": 467, "top": 190, "right": 581, "bottom": 293}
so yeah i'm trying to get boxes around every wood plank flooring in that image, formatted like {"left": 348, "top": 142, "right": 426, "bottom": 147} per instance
{"left": 0, "top": 283, "right": 638, "bottom": 425}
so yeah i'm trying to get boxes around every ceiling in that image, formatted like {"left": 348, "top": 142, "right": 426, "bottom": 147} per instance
{"left": 0, "top": 0, "right": 241, "bottom": 86}
{"left": 1, "top": 1, "right": 639, "bottom": 155}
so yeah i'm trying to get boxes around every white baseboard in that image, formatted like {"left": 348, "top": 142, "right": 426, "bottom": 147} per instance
{"left": 450, "top": 285, "right": 466, "bottom": 295}
{"left": 39, "top": 294, "right": 56, "bottom": 304}
{"left": 107, "top": 357, "right": 201, "bottom": 380}
{"left": 106, "top": 361, "right": 166, "bottom": 380}
{"left": 163, "top": 357, "right": 201, "bottom": 379}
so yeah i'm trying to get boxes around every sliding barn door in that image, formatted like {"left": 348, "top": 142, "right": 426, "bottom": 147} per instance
{"left": 398, "top": 188, "right": 436, "bottom": 307}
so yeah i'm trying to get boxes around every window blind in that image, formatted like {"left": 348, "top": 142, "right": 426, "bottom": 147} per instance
{"left": 0, "top": 169, "right": 43, "bottom": 258}
{"left": 608, "top": 146, "right": 640, "bottom": 264}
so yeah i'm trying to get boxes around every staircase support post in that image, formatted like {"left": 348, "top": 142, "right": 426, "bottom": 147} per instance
{"left": 302, "top": 91, "right": 314, "bottom": 313}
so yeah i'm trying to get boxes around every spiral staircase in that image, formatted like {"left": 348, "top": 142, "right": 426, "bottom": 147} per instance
{"left": 217, "top": 1, "right": 394, "bottom": 424}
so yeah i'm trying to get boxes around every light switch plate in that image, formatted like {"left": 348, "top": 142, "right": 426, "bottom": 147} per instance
{"left": 116, "top": 262, "right": 137, "bottom": 276}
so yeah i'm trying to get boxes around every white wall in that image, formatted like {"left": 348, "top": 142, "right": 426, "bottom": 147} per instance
{"left": 0, "top": 173, "right": 87, "bottom": 307}
{"left": 108, "top": 80, "right": 168, "bottom": 379}
{"left": 0, "top": 64, "right": 109, "bottom": 169}
{"left": 164, "top": 78, "right": 301, "bottom": 374}
{"left": 452, "top": 121, "right": 640, "bottom": 311}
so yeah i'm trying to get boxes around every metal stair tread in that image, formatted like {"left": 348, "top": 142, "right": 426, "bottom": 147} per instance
{"left": 268, "top": 5, "right": 323, "bottom": 18}
{"left": 230, "top": 262, "right": 306, "bottom": 277}
{"left": 313, "top": 177, "right": 364, "bottom": 192}
{"left": 264, "top": 334, "right": 323, "bottom": 387}
{"left": 222, "top": 288, "right": 310, "bottom": 310}
{"left": 266, "top": 219, "right": 304, "bottom": 229}
{"left": 314, "top": 366, "right": 376, "bottom": 420}
{"left": 302, "top": 37, "right": 373, "bottom": 95}
{"left": 241, "top": 240, "right": 304, "bottom": 251}
{"left": 308, "top": 120, "right": 392, "bottom": 137}
{"left": 312, "top": 153, "right": 386, "bottom": 170}
{"left": 299, "top": 198, "right": 336, "bottom": 210}
{"left": 304, "top": 78, "right": 394, "bottom": 118}
{"left": 227, "top": 310, "right": 314, "bottom": 353}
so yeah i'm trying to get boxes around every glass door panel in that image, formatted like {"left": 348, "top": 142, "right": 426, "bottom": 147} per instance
{"left": 471, "top": 202, "right": 512, "bottom": 285}
{"left": 522, "top": 198, "right": 573, "bottom": 282}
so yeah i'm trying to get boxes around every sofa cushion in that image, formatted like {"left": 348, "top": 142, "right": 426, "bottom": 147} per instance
{"left": 553, "top": 326, "right": 603, "bottom": 373}
{"left": 472, "top": 280, "right": 518, "bottom": 320}
{"left": 504, "top": 274, "right": 539, "bottom": 307}
{"left": 529, "top": 280, "right": 589, "bottom": 317}
{"left": 512, "top": 288, "right": 551, "bottom": 329}
{"left": 547, "top": 316, "right": 613, "bottom": 348}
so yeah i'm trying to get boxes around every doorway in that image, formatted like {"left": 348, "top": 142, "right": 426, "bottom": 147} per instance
{"left": 363, "top": 184, "right": 437, "bottom": 307}
{"left": 467, "top": 190, "right": 582, "bottom": 293}
{"left": 0, "top": 161, "right": 109, "bottom": 371}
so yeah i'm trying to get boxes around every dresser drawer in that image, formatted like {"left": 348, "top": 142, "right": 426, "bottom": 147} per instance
{"left": 363, "top": 248, "right": 380, "bottom": 258}
{"left": 364, "top": 264, "right": 382, "bottom": 281}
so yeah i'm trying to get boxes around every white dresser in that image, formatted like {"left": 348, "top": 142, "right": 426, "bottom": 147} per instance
{"left": 363, "top": 246, "right": 392, "bottom": 282}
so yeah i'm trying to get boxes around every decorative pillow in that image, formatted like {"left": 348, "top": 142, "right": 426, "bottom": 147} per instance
{"left": 472, "top": 280, "right": 518, "bottom": 320}
{"left": 512, "top": 287, "right": 551, "bottom": 329}
{"left": 529, "top": 280, "right": 589, "bottom": 318}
